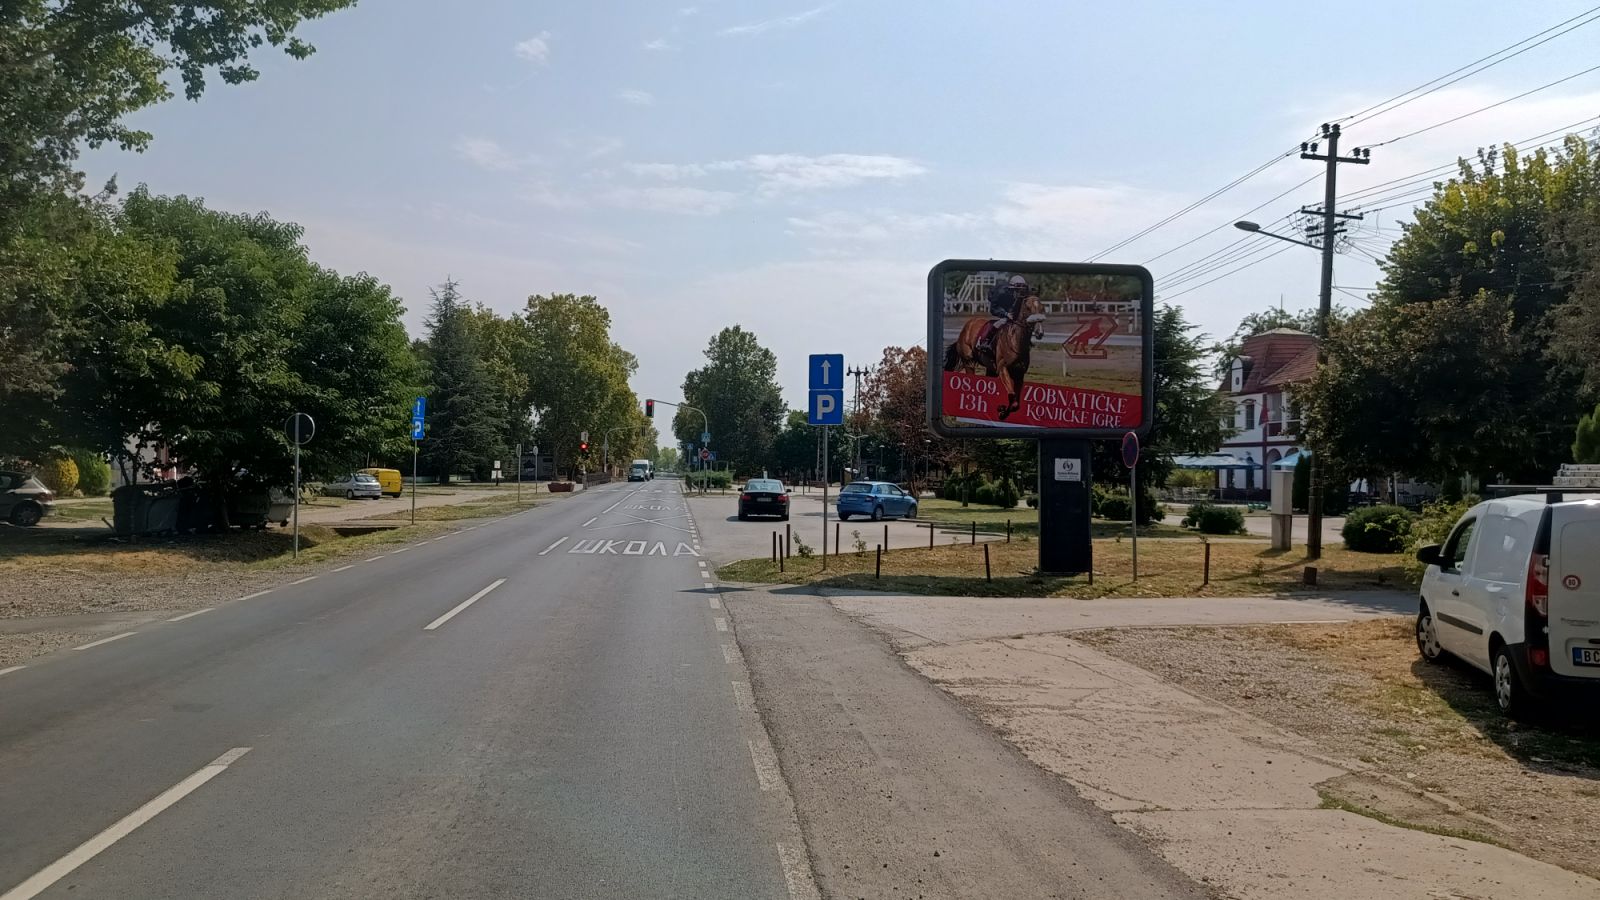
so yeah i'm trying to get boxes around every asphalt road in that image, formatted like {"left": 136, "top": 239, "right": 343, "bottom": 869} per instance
{"left": 0, "top": 480, "right": 803, "bottom": 899}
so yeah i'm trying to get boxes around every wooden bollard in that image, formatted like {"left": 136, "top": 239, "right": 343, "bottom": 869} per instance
{"left": 1203, "top": 543, "right": 1211, "bottom": 585}
{"left": 984, "top": 542, "right": 992, "bottom": 582}
{"left": 875, "top": 545, "right": 882, "bottom": 579}
{"left": 884, "top": 523, "right": 889, "bottom": 553}
{"left": 970, "top": 522, "right": 976, "bottom": 545}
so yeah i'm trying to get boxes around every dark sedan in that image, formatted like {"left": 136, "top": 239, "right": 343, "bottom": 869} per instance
{"left": 737, "top": 478, "right": 789, "bottom": 521}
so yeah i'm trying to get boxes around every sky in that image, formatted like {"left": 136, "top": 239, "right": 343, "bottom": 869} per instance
{"left": 82, "top": 1, "right": 1600, "bottom": 447}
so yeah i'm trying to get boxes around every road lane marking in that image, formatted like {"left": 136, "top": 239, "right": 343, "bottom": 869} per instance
{"left": 703, "top": 582, "right": 716, "bottom": 590}
{"left": 424, "top": 578, "right": 506, "bottom": 631}
{"left": 365, "top": 556, "right": 384, "bottom": 563}
{"left": 0, "top": 666, "right": 24, "bottom": 677}
{"left": 389, "top": 547, "right": 409, "bottom": 555}
{"left": 731, "top": 680, "right": 756, "bottom": 713}
{"left": 464, "top": 526, "right": 479, "bottom": 531}
{"left": 288, "top": 575, "right": 317, "bottom": 585}
{"left": 582, "top": 517, "right": 597, "bottom": 527}
{"left": 698, "top": 561, "right": 708, "bottom": 568}
{"left": 73, "top": 632, "right": 136, "bottom": 652}
{"left": 238, "top": 589, "right": 273, "bottom": 601}
{"left": 332, "top": 565, "right": 354, "bottom": 573}
{"left": 721, "top": 644, "right": 738, "bottom": 664}
{"left": 777, "top": 843, "right": 822, "bottom": 900}
{"left": 708, "top": 597, "right": 721, "bottom": 609}
{"left": 714, "top": 617, "right": 728, "bottom": 632}
{"left": 167, "top": 609, "right": 213, "bottom": 622}
{"left": 747, "top": 737, "right": 782, "bottom": 791}
{"left": 0, "top": 748, "right": 252, "bottom": 900}
{"left": 539, "top": 536, "right": 570, "bottom": 555}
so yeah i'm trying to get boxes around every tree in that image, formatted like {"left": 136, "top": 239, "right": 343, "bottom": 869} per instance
{"left": 858, "top": 346, "right": 952, "bottom": 487}
{"left": 770, "top": 410, "right": 818, "bottom": 482}
{"left": 1211, "top": 305, "right": 1324, "bottom": 376}
{"left": 520, "top": 293, "right": 639, "bottom": 477}
{"left": 419, "top": 281, "right": 504, "bottom": 481}
{"left": 1575, "top": 404, "right": 1600, "bottom": 465}
{"left": 675, "top": 326, "right": 784, "bottom": 472}
{"left": 0, "top": 0, "right": 356, "bottom": 235}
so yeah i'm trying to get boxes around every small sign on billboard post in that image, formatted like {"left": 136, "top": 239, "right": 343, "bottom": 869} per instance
{"left": 1053, "top": 458, "right": 1082, "bottom": 482}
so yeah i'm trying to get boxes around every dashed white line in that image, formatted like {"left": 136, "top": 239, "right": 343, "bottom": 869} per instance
{"left": 424, "top": 578, "right": 506, "bottom": 631}
{"left": 731, "top": 680, "right": 756, "bottom": 713}
{"left": 777, "top": 843, "right": 822, "bottom": 900}
{"left": 464, "top": 525, "right": 480, "bottom": 531}
{"left": 72, "top": 632, "right": 136, "bottom": 652}
{"left": 0, "top": 666, "right": 25, "bottom": 677}
{"left": 708, "top": 596, "right": 722, "bottom": 609}
{"left": 365, "top": 556, "right": 384, "bottom": 563}
{"left": 703, "top": 582, "right": 716, "bottom": 590}
{"left": 0, "top": 748, "right": 252, "bottom": 900}
{"left": 582, "top": 517, "right": 598, "bottom": 527}
{"left": 721, "top": 644, "right": 738, "bottom": 664}
{"left": 698, "top": 561, "right": 708, "bottom": 568}
{"left": 332, "top": 564, "right": 354, "bottom": 573}
{"left": 238, "top": 589, "right": 273, "bottom": 601}
{"left": 747, "top": 737, "right": 782, "bottom": 791}
{"left": 539, "top": 536, "right": 570, "bottom": 555}
{"left": 714, "top": 617, "right": 728, "bottom": 632}
{"left": 288, "top": 575, "right": 317, "bottom": 585}
{"left": 167, "top": 608, "right": 213, "bottom": 622}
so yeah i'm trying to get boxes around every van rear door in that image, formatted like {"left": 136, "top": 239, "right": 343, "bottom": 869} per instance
{"left": 1549, "top": 501, "right": 1600, "bottom": 679}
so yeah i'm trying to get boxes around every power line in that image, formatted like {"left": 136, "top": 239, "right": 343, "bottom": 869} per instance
{"left": 1141, "top": 173, "right": 1322, "bottom": 266}
{"left": 1159, "top": 245, "right": 1296, "bottom": 300}
{"left": 1161, "top": 238, "right": 1286, "bottom": 291}
{"left": 1367, "top": 63, "right": 1600, "bottom": 148}
{"left": 1340, "top": 6, "right": 1600, "bottom": 129}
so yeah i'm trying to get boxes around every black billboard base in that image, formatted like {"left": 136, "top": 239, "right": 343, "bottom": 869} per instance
{"left": 1037, "top": 438, "right": 1093, "bottom": 575}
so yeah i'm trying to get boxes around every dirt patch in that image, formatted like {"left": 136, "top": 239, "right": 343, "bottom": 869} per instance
{"left": 1077, "top": 618, "right": 1600, "bottom": 880}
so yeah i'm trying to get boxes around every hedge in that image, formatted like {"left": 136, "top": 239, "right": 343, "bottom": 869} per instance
{"left": 1182, "top": 501, "right": 1247, "bottom": 535}
{"left": 1341, "top": 504, "right": 1415, "bottom": 553}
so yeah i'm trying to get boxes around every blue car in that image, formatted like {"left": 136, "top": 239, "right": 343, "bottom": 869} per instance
{"left": 836, "top": 481, "right": 917, "bottom": 521}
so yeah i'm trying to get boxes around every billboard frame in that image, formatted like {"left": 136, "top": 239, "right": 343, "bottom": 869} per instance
{"left": 926, "top": 259, "right": 1156, "bottom": 441}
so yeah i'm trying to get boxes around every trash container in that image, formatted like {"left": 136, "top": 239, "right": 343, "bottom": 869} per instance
{"left": 111, "top": 482, "right": 180, "bottom": 536}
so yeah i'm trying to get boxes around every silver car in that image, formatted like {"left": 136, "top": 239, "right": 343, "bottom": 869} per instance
{"left": 0, "top": 471, "right": 57, "bottom": 526}
{"left": 323, "top": 472, "right": 383, "bottom": 500}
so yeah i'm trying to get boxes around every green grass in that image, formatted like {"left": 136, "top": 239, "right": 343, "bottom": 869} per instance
{"left": 368, "top": 497, "right": 542, "bottom": 522}
{"left": 914, "top": 498, "right": 1197, "bottom": 540}
{"left": 1317, "top": 789, "right": 1503, "bottom": 847}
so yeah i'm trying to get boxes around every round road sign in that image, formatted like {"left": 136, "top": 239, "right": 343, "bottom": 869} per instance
{"left": 286, "top": 412, "right": 316, "bottom": 445}
{"left": 699, "top": 448, "right": 711, "bottom": 461}
{"left": 1120, "top": 431, "right": 1140, "bottom": 468}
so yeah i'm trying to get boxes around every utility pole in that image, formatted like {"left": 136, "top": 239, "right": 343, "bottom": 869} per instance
{"left": 1300, "top": 122, "right": 1370, "bottom": 560}
{"left": 846, "top": 365, "right": 870, "bottom": 481}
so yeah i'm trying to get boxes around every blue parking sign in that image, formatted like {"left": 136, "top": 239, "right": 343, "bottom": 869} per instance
{"left": 809, "top": 354, "right": 843, "bottom": 390}
{"left": 411, "top": 395, "right": 426, "bottom": 440}
{"left": 809, "top": 390, "right": 843, "bottom": 426}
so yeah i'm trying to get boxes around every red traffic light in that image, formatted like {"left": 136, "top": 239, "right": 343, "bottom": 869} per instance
{"left": 580, "top": 441, "right": 589, "bottom": 452}
{"left": 645, "top": 399, "right": 654, "bottom": 418}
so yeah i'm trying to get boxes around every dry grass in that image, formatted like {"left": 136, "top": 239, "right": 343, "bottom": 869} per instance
{"left": 717, "top": 535, "right": 1408, "bottom": 599}
{"left": 1082, "top": 619, "right": 1600, "bottom": 880}
{"left": 368, "top": 497, "right": 541, "bottom": 522}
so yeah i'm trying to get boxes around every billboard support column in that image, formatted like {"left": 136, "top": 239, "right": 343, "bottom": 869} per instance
{"left": 1038, "top": 438, "right": 1093, "bottom": 575}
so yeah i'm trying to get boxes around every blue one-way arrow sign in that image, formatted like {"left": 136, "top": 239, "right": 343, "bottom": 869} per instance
{"left": 808, "top": 354, "right": 844, "bottom": 426}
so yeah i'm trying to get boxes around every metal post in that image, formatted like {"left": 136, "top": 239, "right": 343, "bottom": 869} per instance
{"left": 411, "top": 441, "right": 417, "bottom": 525}
{"left": 292, "top": 416, "right": 301, "bottom": 559}
{"left": 822, "top": 425, "right": 829, "bottom": 569}
{"left": 516, "top": 442, "right": 522, "bottom": 505}
{"left": 1131, "top": 462, "right": 1139, "bottom": 581}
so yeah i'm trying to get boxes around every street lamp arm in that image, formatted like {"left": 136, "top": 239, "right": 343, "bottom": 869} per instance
{"left": 1234, "top": 220, "right": 1318, "bottom": 249}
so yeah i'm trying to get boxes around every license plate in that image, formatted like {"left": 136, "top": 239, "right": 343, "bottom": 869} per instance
{"left": 1574, "top": 647, "right": 1600, "bottom": 667}
{"left": 756, "top": 497, "right": 771, "bottom": 503}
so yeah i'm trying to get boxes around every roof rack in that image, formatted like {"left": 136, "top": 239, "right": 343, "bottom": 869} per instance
{"left": 1484, "top": 485, "right": 1600, "bottom": 504}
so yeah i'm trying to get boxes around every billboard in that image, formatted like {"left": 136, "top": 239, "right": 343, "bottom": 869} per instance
{"left": 927, "top": 260, "right": 1154, "bottom": 439}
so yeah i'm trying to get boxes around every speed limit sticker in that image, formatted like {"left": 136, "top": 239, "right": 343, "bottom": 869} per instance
{"left": 1564, "top": 574, "right": 1582, "bottom": 591}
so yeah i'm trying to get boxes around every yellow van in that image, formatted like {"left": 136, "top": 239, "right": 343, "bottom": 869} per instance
{"left": 359, "top": 467, "right": 403, "bottom": 497}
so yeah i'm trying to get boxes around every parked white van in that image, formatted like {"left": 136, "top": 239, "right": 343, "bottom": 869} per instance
{"left": 1415, "top": 489, "right": 1600, "bottom": 718}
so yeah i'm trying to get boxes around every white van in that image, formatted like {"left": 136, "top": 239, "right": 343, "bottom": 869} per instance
{"left": 628, "top": 459, "right": 653, "bottom": 482}
{"left": 1415, "top": 490, "right": 1600, "bottom": 718}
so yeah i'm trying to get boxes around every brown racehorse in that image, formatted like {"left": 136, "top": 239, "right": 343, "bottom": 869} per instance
{"left": 944, "top": 295, "right": 1045, "bottom": 421}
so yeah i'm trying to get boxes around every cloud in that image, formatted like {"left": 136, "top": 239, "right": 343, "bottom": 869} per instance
{"left": 523, "top": 181, "right": 736, "bottom": 216}
{"left": 786, "top": 210, "right": 981, "bottom": 242}
{"left": 625, "top": 153, "right": 926, "bottom": 194}
{"left": 453, "top": 136, "right": 532, "bottom": 172}
{"left": 718, "top": 5, "right": 830, "bottom": 37}
{"left": 513, "top": 31, "right": 551, "bottom": 65}
{"left": 617, "top": 89, "right": 655, "bottom": 106}
{"left": 679, "top": 6, "right": 699, "bottom": 15}
{"left": 643, "top": 38, "right": 676, "bottom": 51}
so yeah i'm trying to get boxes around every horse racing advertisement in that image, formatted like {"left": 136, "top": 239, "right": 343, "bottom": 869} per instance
{"left": 925, "top": 260, "right": 1154, "bottom": 439}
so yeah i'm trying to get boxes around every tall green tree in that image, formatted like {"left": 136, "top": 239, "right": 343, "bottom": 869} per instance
{"left": 521, "top": 293, "right": 638, "bottom": 477}
{"left": 1574, "top": 404, "right": 1600, "bottom": 465}
{"left": 419, "top": 281, "right": 504, "bottom": 481}
{"left": 0, "top": 0, "right": 356, "bottom": 234}
{"left": 674, "top": 326, "right": 784, "bottom": 473}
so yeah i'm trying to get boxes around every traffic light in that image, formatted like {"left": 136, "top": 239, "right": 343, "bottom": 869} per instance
{"left": 579, "top": 441, "right": 589, "bottom": 453}
{"left": 645, "top": 399, "right": 654, "bottom": 419}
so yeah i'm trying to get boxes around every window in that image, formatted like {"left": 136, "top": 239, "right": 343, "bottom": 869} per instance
{"left": 1468, "top": 515, "right": 1530, "bottom": 583}
{"left": 1243, "top": 400, "right": 1256, "bottom": 428}
{"left": 1443, "top": 517, "right": 1478, "bottom": 570}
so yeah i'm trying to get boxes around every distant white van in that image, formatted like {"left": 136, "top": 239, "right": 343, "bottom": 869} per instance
{"left": 629, "top": 460, "right": 653, "bottom": 482}
{"left": 1415, "top": 489, "right": 1600, "bottom": 718}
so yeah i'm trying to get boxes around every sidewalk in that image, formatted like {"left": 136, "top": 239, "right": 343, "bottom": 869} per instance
{"left": 817, "top": 588, "right": 1599, "bottom": 899}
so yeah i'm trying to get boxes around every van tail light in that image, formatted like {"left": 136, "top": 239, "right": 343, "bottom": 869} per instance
{"left": 1527, "top": 551, "right": 1550, "bottom": 618}
{"left": 1531, "top": 647, "right": 1550, "bottom": 667}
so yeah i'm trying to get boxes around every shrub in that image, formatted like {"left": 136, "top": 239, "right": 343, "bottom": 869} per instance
{"left": 1097, "top": 491, "right": 1132, "bottom": 522}
{"left": 1341, "top": 504, "right": 1415, "bottom": 553}
{"left": 1405, "top": 496, "right": 1477, "bottom": 578}
{"left": 1024, "top": 493, "right": 1038, "bottom": 509}
{"left": 1096, "top": 484, "right": 1164, "bottom": 525}
{"left": 689, "top": 470, "right": 732, "bottom": 489}
{"left": 991, "top": 478, "right": 1021, "bottom": 510}
{"left": 38, "top": 457, "right": 79, "bottom": 495}
{"left": 1190, "top": 503, "right": 1247, "bottom": 535}
{"left": 72, "top": 450, "right": 112, "bottom": 496}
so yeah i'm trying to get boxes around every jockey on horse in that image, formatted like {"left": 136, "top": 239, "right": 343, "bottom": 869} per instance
{"left": 978, "top": 274, "right": 1032, "bottom": 355}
